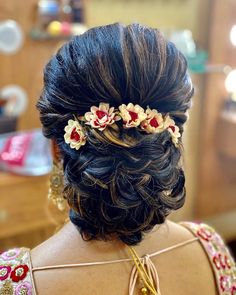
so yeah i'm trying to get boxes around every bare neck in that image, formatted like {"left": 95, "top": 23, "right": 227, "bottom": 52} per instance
{"left": 31, "top": 219, "right": 195, "bottom": 269}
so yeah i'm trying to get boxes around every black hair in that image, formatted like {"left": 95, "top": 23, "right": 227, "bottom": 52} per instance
{"left": 37, "top": 23, "right": 194, "bottom": 245}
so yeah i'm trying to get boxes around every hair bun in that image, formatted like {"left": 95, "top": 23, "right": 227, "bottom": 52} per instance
{"left": 64, "top": 128, "right": 184, "bottom": 245}
{"left": 37, "top": 23, "right": 193, "bottom": 245}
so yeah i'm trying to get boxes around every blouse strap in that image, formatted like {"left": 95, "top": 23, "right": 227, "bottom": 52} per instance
{"left": 128, "top": 246, "right": 161, "bottom": 295}
{"left": 180, "top": 222, "right": 236, "bottom": 295}
{"left": 127, "top": 237, "right": 198, "bottom": 295}
{"left": 31, "top": 237, "right": 198, "bottom": 272}
{"left": 27, "top": 249, "right": 38, "bottom": 295}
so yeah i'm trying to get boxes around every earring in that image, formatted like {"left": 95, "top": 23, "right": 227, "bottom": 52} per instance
{"left": 48, "top": 141, "right": 67, "bottom": 212}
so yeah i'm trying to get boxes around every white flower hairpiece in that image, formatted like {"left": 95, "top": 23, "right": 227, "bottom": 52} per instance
{"left": 118, "top": 103, "right": 147, "bottom": 128}
{"left": 64, "top": 119, "right": 86, "bottom": 150}
{"left": 140, "top": 107, "right": 164, "bottom": 133}
{"left": 64, "top": 102, "right": 180, "bottom": 150}
{"left": 84, "top": 102, "right": 121, "bottom": 131}
{"left": 164, "top": 115, "right": 181, "bottom": 146}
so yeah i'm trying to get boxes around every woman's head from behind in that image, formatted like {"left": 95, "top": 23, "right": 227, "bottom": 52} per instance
{"left": 37, "top": 23, "right": 193, "bottom": 245}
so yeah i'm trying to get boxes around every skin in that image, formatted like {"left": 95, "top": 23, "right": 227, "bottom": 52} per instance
{"left": 31, "top": 220, "right": 218, "bottom": 295}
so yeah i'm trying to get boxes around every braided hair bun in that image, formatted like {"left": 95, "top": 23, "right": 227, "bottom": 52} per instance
{"left": 37, "top": 23, "right": 194, "bottom": 245}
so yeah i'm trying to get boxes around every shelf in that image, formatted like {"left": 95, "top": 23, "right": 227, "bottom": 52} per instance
{"left": 30, "top": 24, "right": 87, "bottom": 41}
{"left": 30, "top": 28, "right": 71, "bottom": 40}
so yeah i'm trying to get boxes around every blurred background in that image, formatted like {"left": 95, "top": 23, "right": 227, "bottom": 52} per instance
{"left": 0, "top": 0, "right": 236, "bottom": 255}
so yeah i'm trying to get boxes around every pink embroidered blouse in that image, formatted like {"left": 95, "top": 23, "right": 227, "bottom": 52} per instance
{"left": 0, "top": 222, "right": 235, "bottom": 295}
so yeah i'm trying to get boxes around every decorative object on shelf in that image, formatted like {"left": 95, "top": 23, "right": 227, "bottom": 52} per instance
{"left": 37, "top": 0, "right": 60, "bottom": 29}
{"left": 60, "top": 0, "right": 72, "bottom": 23}
{"left": 31, "top": 0, "right": 87, "bottom": 40}
{"left": 71, "top": 0, "right": 85, "bottom": 23}
{"left": 0, "top": 85, "right": 28, "bottom": 117}
{"left": 0, "top": 20, "right": 24, "bottom": 54}
{"left": 169, "top": 29, "right": 208, "bottom": 73}
{"left": 71, "top": 22, "right": 87, "bottom": 35}
{"left": 0, "top": 129, "right": 52, "bottom": 175}
{"left": 47, "top": 20, "right": 85, "bottom": 37}
{"left": 186, "top": 50, "right": 208, "bottom": 73}
{"left": 169, "top": 30, "right": 196, "bottom": 58}
{"left": 0, "top": 85, "right": 28, "bottom": 134}
{"left": 61, "top": 21, "right": 72, "bottom": 35}
{"left": 47, "top": 20, "right": 64, "bottom": 36}
{"left": 31, "top": 22, "right": 87, "bottom": 39}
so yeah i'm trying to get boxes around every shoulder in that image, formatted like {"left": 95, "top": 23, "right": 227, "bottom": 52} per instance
{"left": 180, "top": 221, "right": 234, "bottom": 258}
{"left": 0, "top": 247, "right": 35, "bottom": 295}
{"left": 179, "top": 222, "right": 236, "bottom": 294}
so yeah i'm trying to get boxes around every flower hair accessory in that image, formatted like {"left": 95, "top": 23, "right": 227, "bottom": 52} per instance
{"left": 64, "top": 102, "right": 180, "bottom": 150}
{"left": 164, "top": 115, "right": 181, "bottom": 146}
{"left": 140, "top": 107, "right": 164, "bottom": 133}
{"left": 64, "top": 119, "right": 86, "bottom": 150}
{"left": 118, "top": 103, "right": 147, "bottom": 128}
{"left": 84, "top": 102, "right": 121, "bottom": 131}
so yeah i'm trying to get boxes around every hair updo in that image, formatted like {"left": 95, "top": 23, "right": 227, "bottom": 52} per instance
{"left": 37, "top": 23, "right": 194, "bottom": 246}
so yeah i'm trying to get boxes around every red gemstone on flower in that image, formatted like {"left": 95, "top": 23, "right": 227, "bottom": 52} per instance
{"left": 0, "top": 266, "right": 11, "bottom": 281}
{"left": 96, "top": 110, "right": 107, "bottom": 119}
{"left": 149, "top": 117, "right": 159, "bottom": 128}
{"left": 70, "top": 128, "right": 80, "bottom": 141}
{"left": 169, "top": 125, "right": 175, "bottom": 132}
{"left": 10, "top": 265, "right": 29, "bottom": 282}
{"left": 128, "top": 110, "right": 138, "bottom": 122}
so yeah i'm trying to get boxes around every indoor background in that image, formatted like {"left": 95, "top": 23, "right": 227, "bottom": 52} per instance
{"left": 0, "top": 0, "right": 235, "bottom": 256}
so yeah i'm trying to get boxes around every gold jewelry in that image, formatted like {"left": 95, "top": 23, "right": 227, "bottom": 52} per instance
{"left": 48, "top": 141, "right": 67, "bottom": 212}
{"left": 128, "top": 246, "right": 159, "bottom": 295}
